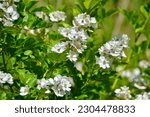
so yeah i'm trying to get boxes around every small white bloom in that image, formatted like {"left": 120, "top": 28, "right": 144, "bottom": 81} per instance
{"left": 135, "top": 92, "right": 150, "bottom": 100}
{"left": 139, "top": 60, "right": 149, "bottom": 69}
{"left": 58, "top": 27, "right": 70, "bottom": 38}
{"left": 115, "top": 86, "right": 132, "bottom": 99}
{"left": 35, "top": 12, "right": 44, "bottom": 19}
{"left": 58, "top": 27, "right": 88, "bottom": 41}
{"left": 96, "top": 56, "right": 111, "bottom": 69}
{"left": 74, "top": 61, "right": 83, "bottom": 72}
{"left": 121, "top": 70, "right": 132, "bottom": 78}
{"left": 73, "top": 13, "right": 97, "bottom": 28}
{"left": 20, "top": 86, "right": 29, "bottom": 96}
{"left": 52, "top": 75, "right": 73, "bottom": 97}
{"left": 29, "top": 29, "right": 35, "bottom": 35}
{"left": 134, "top": 83, "right": 147, "bottom": 90}
{"left": 121, "top": 68, "right": 147, "bottom": 89}
{"left": 0, "top": 1, "right": 19, "bottom": 26}
{"left": 37, "top": 78, "right": 54, "bottom": 90}
{"left": 49, "top": 11, "right": 66, "bottom": 22}
{"left": 133, "top": 68, "right": 140, "bottom": 76}
{"left": 116, "top": 65, "right": 123, "bottom": 72}
{"left": 70, "top": 40, "right": 87, "bottom": 53}
{"left": 51, "top": 41, "right": 68, "bottom": 53}
{"left": 35, "top": 11, "right": 49, "bottom": 22}
{"left": 0, "top": 71, "right": 13, "bottom": 84}
{"left": 6, "top": 6, "right": 14, "bottom": 13}
{"left": 67, "top": 50, "right": 79, "bottom": 62}
{"left": 3, "top": 19, "right": 13, "bottom": 26}
{"left": 11, "top": 11, "right": 19, "bottom": 20}
{"left": 45, "top": 90, "right": 51, "bottom": 94}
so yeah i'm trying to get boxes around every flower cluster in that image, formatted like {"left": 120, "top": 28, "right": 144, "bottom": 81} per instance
{"left": 37, "top": 78, "right": 54, "bottom": 94}
{"left": 35, "top": 11, "right": 66, "bottom": 22}
{"left": 37, "top": 74, "right": 74, "bottom": 97}
{"left": 115, "top": 86, "right": 132, "bottom": 99}
{"left": 135, "top": 92, "right": 150, "bottom": 100}
{"left": 96, "top": 34, "right": 129, "bottom": 69}
{"left": 121, "top": 68, "right": 147, "bottom": 90}
{"left": 35, "top": 11, "right": 49, "bottom": 22}
{"left": 0, "top": 0, "right": 19, "bottom": 26}
{"left": 0, "top": 71, "right": 13, "bottom": 84}
{"left": 73, "top": 13, "right": 97, "bottom": 29}
{"left": 52, "top": 13, "right": 97, "bottom": 62}
{"left": 49, "top": 11, "right": 66, "bottom": 22}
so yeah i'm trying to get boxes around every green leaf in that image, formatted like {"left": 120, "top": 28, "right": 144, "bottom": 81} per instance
{"left": 6, "top": 57, "right": 16, "bottom": 70}
{"left": 105, "top": 9, "right": 118, "bottom": 17}
{"left": 24, "top": 50, "right": 33, "bottom": 56}
{"left": 16, "top": 69, "right": 37, "bottom": 87}
{"left": 84, "top": 0, "right": 92, "bottom": 9}
{"left": 25, "top": 0, "right": 38, "bottom": 11}
{"left": 140, "top": 3, "right": 150, "bottom": 18}
{"left": 0, "top": 91, "right": 7, "bottom": 99}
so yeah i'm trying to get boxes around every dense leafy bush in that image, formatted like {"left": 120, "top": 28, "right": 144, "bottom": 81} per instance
{"left": 0, "top": 0, "right": 150, "bottom": 100}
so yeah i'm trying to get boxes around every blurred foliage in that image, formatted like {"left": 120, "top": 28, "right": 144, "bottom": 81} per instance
{"left": 0, "top": 0, "right": 150, "bottom": 99}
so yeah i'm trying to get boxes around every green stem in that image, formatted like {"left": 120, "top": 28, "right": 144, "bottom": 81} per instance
{"left": 1, "top": 33, "right": 7, "bottom": 71}
{"left": 135, "top": 16, "right": 150, "bottom": 42}
{"left": 2, "top": 46, "right": 6, "bottom": 71}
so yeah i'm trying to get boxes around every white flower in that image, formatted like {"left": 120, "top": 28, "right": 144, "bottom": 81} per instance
{"left": 73, "top": 13, "right": 97, "bottom": 28}
{"left": 115, "top": 86, "right": 132, "bottom": 99}
{"left": 0, "top": 2, "right": 19, "bottom": 26}
{"left": 49, "top": 11, "right": 66, "bottom": 22}
{"left": 51, "top": 41, "right": 68, "bottom": 53}
{"left": 37, "top": 78, "right": 54, "bottom": 91}
{"left": 0, "top": 71, "right": 13, "bottom": 84}
{"left": 99, "top": 34, "right": 129, "bottom": 58}
{"left": 0, "top": 2, "right": 9, "bottom": 11}
{"left": 2, "top": 19, "right": 13, "bottom": 26}
{"left": 134, "top": 83, "right": 146, "bottom": 90}
{"left": 58, "top": 27, "right": 70, "bottom": 38}
{"left": 35, "top": 12, "right": 44, "bottom": 19}
{"left": 20, "top": 86, "right": 29, "bottom": 96}
{"left": 135, "top": 92, "right": 150, "bottom": 100}
{"left": 11, "top": 11, "right": 19, "bottom": 20}
{"left": 52, "top": 75, "right": 73, "bottom": 97}
{"left": 35, "top": 11, "right": 49, "bottom": 22}
{"left": 29, "top": 29, "right": 35, "bottom": 35}
{"left": 67, "top": 50, "right": 79, "bottom": 62}
{"left": 74, "top": 61, "right": 83, "bottom": 72}
{"left": 121, "top": 68, "right": 147, "bottom": 89}
{"left": 99, "top": 40, "right": 126, "bottom": 59}
{"left": 116, "top": 65, "right": 123, "bottom": 72}
{"left": 70, "top": 40, "right": 87, "bottom": 53}
{"left": 96, "top": 56, "right": 111, "bottom": 69}
{"left": 97, "top": 34, "right": 129, "bottom": 69}
{"left": 5, "top": 6, "right": 19, "bottom": 21}
{"left": 58, "top": 27, "right": 88, "bottom": 41}
{"left": 139, "top": 60, "right": 149, "bottom": 69}
{"left": 6, "top": 6, "right": 14, "bottom": 13}
{"left": 121, "top": 70, "right": 132, "bottom": 78}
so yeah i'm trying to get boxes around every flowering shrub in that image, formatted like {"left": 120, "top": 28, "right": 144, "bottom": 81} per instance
{"left": 0, "top": 0, "right": 150, "bottom": 100}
